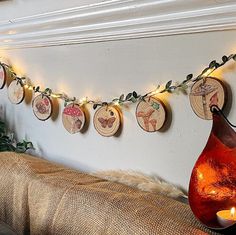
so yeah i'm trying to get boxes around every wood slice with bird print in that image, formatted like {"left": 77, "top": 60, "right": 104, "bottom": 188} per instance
{"left": 136, "top": 97, "right": 166, "bottom": 132}
{"left": 189, "top": 77, "right": 226, "bottom": 120}
{"left": 0, "top": 64, "right": 6, "bottom": 89}
{"left": 32, "top": 94, "right": 53, "bottom": 121}
{"left": 93, "top": 105, "right": 121, "bottom": 137}
{"left": 7, "top": 80, "right": 25, "bottom": 104}
{"left": 62, "top": 103, "right": 86, "bottom": 134}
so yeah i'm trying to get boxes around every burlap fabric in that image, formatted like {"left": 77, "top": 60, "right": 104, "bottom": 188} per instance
{"left": 0, "top": 152, "right": 220, "bottom": 235}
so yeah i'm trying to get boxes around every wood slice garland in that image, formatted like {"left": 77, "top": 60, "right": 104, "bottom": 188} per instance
{"left": 189, "top": 77, "right": 226, "bottom": 120}
{"left": 8, "top": 80, "right": 25, "bottom": 104}
{"left": 0, "top": 64, "right": 6, "bottom": 89}
{"left": 32, "top": 94, "right": 53, "bottom": 121}
{"left": 136, "top": 97, "right": 166, "bottom": 132}
{"left": 62, "top": 103, "right": 86, "bottom": 134}
{"left": 93, "top": 105, "right": 121, "bottom": 137}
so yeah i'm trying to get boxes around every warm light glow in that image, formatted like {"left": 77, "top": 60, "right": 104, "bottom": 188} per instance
{"left": 198, "top": 172, "right": 204, "bottom": 180}
{"left": 113, "top": 100, "right": 120, "bottom": 106}
{"left": 51, "top": 93, "right": 61, "bottom": 98}
{"left": 8, "top": 30, "right": 16, "bottom": 35}
{"left": 202, "top": 68, "right": 214, "bottom": 77}
{"left": 3, "top": 39, "right": 12, "bottom": 43}
{"left": 210, "top": 190, "right": 216, "bottom": 195}
{"left": 80, "top": 97, "right": 87, "bottom": 104}
{"left": 231, "top": 207, "right": 235, "bottom": 218}
{"left": 151, "top": 86, "right": 161, "bottom": 95}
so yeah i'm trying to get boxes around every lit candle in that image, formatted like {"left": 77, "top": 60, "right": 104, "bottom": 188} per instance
{"left": 217, "top": 207, "right": 236, "bottom": 227}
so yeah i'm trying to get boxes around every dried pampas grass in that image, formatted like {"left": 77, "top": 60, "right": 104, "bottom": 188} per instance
{"left": 92, "top": 170, "right": 188, "bottom": 200}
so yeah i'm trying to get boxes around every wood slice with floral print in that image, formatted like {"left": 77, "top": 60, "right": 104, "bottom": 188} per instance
{"left": 136, "top": 97, "right": 166, "bottom": 132}
{"left": 0, "top": 64, "right": 6, "bottom": 89}
{"left": 93, "top": 105, "right": 121, "bottom": 137}
{"left": 32, "top": 94, "right": 53, "bottom": 121}
{"left": 62, "top": 103, "right": 86, "bottom": 134}
{"left": 189, "top": 77, "right": 226, "bottom": 120}
{"left": 7, "top": 80, "right": 25, "bottom": 104}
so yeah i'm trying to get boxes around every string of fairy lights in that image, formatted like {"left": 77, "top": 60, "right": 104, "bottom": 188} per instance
{"left": 1, "top": 53, "right": 236, "bottom": 136}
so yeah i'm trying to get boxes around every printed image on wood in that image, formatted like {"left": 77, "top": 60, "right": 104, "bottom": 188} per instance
{"left": 93, "top": 105, "right": 121, "bottom": 137}
{"left": 32, "top": 94, "right": 52, "bottom": 121}
{"left": 189, "top": 77, "right": 226, "bottom": 120}
{"left": 0, "top": 64, "right": 6, "bottom": 89}
{"left": 7, "top": 80, "right": 25, "bottom": 104}
{"left": 136, "top": 97, "right": 166, "bottom": 132}
{"left": 62, "top": 104, "right": 86, "bottom": 134}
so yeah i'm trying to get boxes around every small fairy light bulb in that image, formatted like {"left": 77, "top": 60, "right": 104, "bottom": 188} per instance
{"left": 51, "top": 93, "right": 61, "bottom": 98}
{"left": 202, "top": 68, "right": 214, "bottom": 78}
{"left": 113, "top": 100, "right": 120, "bottom": 106}
{"left": 28, "top": 86, "right": 33, "bottom": 91}
{"left": 80, "top": 97, "right": 88, "bottom": 104}
{"left": 24, "top": 84, "right": 29, "bottom": 89}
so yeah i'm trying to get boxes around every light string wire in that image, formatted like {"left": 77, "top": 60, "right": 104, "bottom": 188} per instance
{"left": 1, "top": 53, "right": 236, "bottom": 109}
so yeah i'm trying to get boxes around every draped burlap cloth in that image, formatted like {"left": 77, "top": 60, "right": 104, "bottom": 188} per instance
{"left": 0, "top": 152, "right": 220, "bottom": 235}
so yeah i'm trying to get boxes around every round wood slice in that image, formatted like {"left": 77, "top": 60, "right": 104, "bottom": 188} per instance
{"left": 0, "top": 64, "right": 6, "bottom": 89}
{"left": 93, "top": 105, "right": 121, "bottom": 137}
{"left": 136, "top": 97, "right": 166, "bottom": 132}
{"left": 32, "top": 94, "right": 53, "bottom": 121}
{"left": 189, "top": 77, "right": 226, "bottom": 120}
{"left": 62, "top": 103, "right": 86, "bottom": 134}
{"left": 7, "top": 80, "right": 25, "bottom": 104}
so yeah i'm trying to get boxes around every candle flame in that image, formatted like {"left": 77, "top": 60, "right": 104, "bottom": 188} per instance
{"left": 230, "top": 207, "right": 235, "bottom": 218}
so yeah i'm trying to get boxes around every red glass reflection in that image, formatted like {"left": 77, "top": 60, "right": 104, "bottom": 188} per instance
{"left": 189, "top": 111, "right": 236, "bottom": 230}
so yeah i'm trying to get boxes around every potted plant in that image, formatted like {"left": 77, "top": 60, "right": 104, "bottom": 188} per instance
{"left": 0, "top": 119, "right": 33, "bottom": 152}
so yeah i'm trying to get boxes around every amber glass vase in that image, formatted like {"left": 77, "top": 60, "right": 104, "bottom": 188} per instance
{"left": 189, "top": 108, "right": 236, "bottom": 231}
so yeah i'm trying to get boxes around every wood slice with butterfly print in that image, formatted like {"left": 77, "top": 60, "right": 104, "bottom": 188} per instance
{"left": 93, "top": 105, "right": 121, "bottom": 137}
{"left": 189, "top": 77, "right": 226, "bottom": 120}
{"left": 8, "top": 80, "right": 25, "bottom": 104}
{"left": 62, "top": 103, "right": 86, "bottom": 134}
{"left": 32, "top": 94, "right": 53, "bottom": 121}
{"left": 0, "top": 64, "right": 6, "bottom": 89}
{"left": 136, "top": 97, "right": 166, "bottom": 132}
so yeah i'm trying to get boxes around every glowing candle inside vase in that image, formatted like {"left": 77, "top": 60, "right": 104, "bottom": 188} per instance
{"left": 217, "top": 207, "right": 236, "bottom": 228}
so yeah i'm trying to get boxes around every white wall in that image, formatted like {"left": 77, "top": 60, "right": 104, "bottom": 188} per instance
{"left": 0, "top": 0, "right": 235, "bottom": 190}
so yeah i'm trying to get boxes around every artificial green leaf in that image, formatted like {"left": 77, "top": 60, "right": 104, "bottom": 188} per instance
{"left": 209, "top": 60, "right": 216, "bottom": 68}
{"left": 125, "top": 93, "right": 132, "bottom": 100}
{"left": 186, "top": 74, "right": 193, "bottom": 80}
{"left": 165, "top": 80, "right": 172, "bottom": 89}
{"left": 119, "top": 94, "right": 125, "bottom": 101}
{"left": 222, "top": 55, "right": 228, "bottom": 63}
{"left": 133, "top": 91, "right": 138, "bottom": 98}
{"left": 181, "top": 84, "right": 188, "bottom": 90}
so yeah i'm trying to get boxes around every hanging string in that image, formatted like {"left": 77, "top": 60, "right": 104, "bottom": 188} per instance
{"left": 210, "top": 105, "right": 236, "bottom": 128}
{"left": 2, "top": 53, "right": 236, "bottom": 109}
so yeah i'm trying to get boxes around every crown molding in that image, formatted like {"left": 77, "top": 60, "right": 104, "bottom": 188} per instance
{"left": 0, "top": 0, "right": 236, "bottom": 49}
